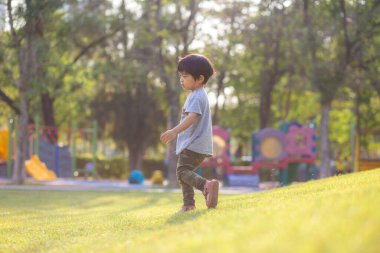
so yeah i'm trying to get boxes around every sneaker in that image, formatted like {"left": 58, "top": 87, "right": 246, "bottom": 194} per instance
{"left": 177, "top": 205, "right": 196, "bottom": 213}
{"left": 203, "top": 180, "right": 219, "bottom": 208}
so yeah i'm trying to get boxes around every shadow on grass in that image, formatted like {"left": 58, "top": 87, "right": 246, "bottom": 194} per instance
{"left": 0, "top": 190, "right": 171, "bottom": 212}
{"left": 67, "top": 191, "right": 178, "bottom": 214}
{"left": 165, "top": 209, "right": 209, "bottom": 225}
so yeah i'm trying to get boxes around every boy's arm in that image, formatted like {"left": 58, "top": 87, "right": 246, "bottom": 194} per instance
{"left": 160, "top": 112, "right": 199, "bottom": 144}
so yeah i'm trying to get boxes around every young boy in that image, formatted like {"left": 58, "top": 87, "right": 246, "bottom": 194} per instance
{"left": 160, "top": 53, "right": 219, "bottom": 212}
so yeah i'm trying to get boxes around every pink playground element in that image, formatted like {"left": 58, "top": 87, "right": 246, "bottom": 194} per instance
{"left": 202, "top": 126, "right": 258, "bottom": 175}
{"left": 286, "top": 125, "right": 316, "bottom": 158}
{"left": 212, "top": 127, "right": 231, "bottom": 164}
{"left": 202, "top": 127, "right": 232, "bottom": 172}
{"left": 202, "top": 123, "right": 317, "bottom": 178}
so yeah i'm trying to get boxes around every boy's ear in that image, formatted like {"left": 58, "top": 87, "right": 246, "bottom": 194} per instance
{"left": 198, "top": 75, "right": 205, "bottom": 83}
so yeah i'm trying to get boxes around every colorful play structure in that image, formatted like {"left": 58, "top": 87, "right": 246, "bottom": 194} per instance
{"left": 0, "top": 117, "right": 98, "bottom": 180}
{"left": 201, "top": 122, "right": 318, "bottom": 187}
{"left": 202, "top": 122, "right": 380, "bottom": 187}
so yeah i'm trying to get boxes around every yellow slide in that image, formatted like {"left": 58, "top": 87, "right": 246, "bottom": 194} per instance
{"left": 25, "top": 155, "right": 57, "bottom": 180}
{"left": 0, "top": 129, "right": 8, "bottom": 161}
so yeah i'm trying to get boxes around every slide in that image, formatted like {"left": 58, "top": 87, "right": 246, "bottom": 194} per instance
{"left": 0, "top": 129, "right": 8, "bottom": 161}
{"left": 25, "top": 155, "right": 57, "bottom": 180}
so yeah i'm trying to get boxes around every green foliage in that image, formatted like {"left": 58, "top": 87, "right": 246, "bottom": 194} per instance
{"left": 141, "top": 158, "right": 165, "bottom": 178}
{"left": 76, "top": 155, "right": 130, "bottom": 180}
{"left": 1, "top": 0, "right": 379, "bottom": 168}
{"left": 75, "top": 155, "right": 164, "bottom": 179}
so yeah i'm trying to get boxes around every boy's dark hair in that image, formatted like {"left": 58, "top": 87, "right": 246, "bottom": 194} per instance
{"left": 177, "top": 54, "right": 215, "bottom": 84}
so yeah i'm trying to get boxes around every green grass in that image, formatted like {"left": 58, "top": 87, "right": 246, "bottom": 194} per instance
{"left": 1, "top": 169, "right": 380, "bottom": 253}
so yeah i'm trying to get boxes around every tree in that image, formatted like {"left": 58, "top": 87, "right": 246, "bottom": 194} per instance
{"left": 303, "top": 0, "right": 379, "bottom": 177}
{"left": 205, "top": 1, "right": 248, "bottom": 126}
{"left": 92, "top": 0, "right": 167, "bottom": 171}
{"left": 153, "top": 0, "right": 199, "bottom": 186}
{"left": 2, "top": 0, "right": 120, "bottom": 141}
{"left": 6, "top": 0, "right": 45, "bottom": 183}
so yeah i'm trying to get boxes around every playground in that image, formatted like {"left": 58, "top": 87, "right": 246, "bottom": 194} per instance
{"left": 1, "top": 118, "right": 380, "bottom": 189}
{"left": 1, "top": 1, "right": 380, "bottom": 252}
{"left": 0, "top": 118, "right": 98, "bottom": 181}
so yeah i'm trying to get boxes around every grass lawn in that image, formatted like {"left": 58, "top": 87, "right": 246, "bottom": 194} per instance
{"left": 1, "top": 169, "right": 380, "bottom": 253}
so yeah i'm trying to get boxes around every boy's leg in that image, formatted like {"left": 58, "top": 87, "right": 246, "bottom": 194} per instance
{"left": 177, "top": 178, "right": 195, "bottom": 206}
{"left": 177, "top": 149, "right": 208, "bottom": 206}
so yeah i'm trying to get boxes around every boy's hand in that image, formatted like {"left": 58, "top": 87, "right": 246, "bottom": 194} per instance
{"left": 160, "top": 113, "right": 198, "bottom": 144}
{"left": 160, "top": 129, "right": 177, "bottom": 144}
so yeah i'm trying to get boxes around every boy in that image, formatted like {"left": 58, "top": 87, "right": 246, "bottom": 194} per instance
{"left": 160, "top": 54, "right": 219, "bottom": 212}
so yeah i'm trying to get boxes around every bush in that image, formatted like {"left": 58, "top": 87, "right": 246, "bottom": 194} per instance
{"left": 75, "top": 155, "right": 164, "bottom": 180}
{"left": 142, "top": 159, "right": 165, "bottom": 178}
{"left": 76, "top": 156, "right": 129, "bottom": 180}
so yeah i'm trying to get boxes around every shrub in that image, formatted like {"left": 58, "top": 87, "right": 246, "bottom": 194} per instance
{"left": 142, "top": 159, "right": 165, "bottom": 178}
{"left": 75, "top": 155, "right": 165, "bottom": 180}
{"left": 76, "top": 155, "right": 129, "bottom": 180}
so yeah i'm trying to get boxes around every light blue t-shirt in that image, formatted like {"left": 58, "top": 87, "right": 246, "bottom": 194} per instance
{"left": 176, "top": 87, "right": 213, "bottom": 156}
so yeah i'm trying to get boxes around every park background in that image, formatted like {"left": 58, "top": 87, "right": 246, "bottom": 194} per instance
{"left": 0, "top": 0, "right": 379, "bottom": 185}
{"left": 1, "top": 1, "right": 380, "bottom": 253}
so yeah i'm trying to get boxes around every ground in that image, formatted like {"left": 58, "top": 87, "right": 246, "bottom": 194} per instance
{"left": 0, "top": 169, "right": 379, "bottom": 253}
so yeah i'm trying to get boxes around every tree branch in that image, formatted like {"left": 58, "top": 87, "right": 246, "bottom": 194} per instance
{"left": 0, "top": 88, "right": 20, "bottom": 115}
{"left": 339, "top": 0, "right": 351, "bottom": 66}
{"left": 7, "top": 0, "right": 21, "bottom": 47}
{"left": 56, "top": 25, "right": 125, "bottom": 90}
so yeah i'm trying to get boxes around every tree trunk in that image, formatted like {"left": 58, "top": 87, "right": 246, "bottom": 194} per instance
{"left": 212, "top": 71, "right": 226, "bottom": 125}
{"left": 259, "top": 35, "right": 281, "bottom": 129}
{"left": 41, "top": 92, "right": 57, "bottom": 143}
{"left": 156, "top": 69, "right": 180, "bottom": 187}
{"left": 13, "top": 81, "right": 28, "bottom": 184}
{"left": 154, "top": 0, "right": 197, "bottom": 187}
{"left": 129, "top": 145, "right": 144, "bottom": 172}
{"left": 259, "top": 75, "right": 275, "bottom": 129}
{"left": 8, "top": 0, "right": 39, "bottom": 184}
{"left": 156, "top": 42, "right": 181, "bottom": 188}
{"left": 319, "top": 102, "right": 331, "bottom": 178}
{"left": 41, "top": 94, "right": 55, "bottom": 128}
{"left": 12, "top": 46, "right": 34, "bottom": 185}
{"left": 259, "top": 90, "right": 271, "bottom": 129}
{"left": 167, "top": 86, "right": 180, "bottom": 187}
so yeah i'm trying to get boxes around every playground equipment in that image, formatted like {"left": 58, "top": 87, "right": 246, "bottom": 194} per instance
{"left": 201, "top": 126, "right": 260, "bottom": 187}
{"left": 352, "top": 126, "right": 380, "bottom": 171}
{"left": 252, "top": 122, "right": 317, "bottom": 184}
{"left": 0, "top": 117, "right": 98, "bottom": 179}
{"left": 25, "top": 155, "right": 57, "bottom": 180}
{"left": 201, "top": 123, "right": 317, "bottom": 186}
{"left": 0, "top": 128, "right": 9, "bottom": 178}
{"left": 0, "top": 129, "right": 9, "bottom": 161}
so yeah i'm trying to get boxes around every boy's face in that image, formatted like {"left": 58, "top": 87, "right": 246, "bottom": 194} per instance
{"left": 178, "top": 71, "right": 204, "bottom": 91}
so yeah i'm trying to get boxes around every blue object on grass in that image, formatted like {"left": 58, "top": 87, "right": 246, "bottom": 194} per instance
{"left": 129, "top": 170, "right": 144, "bottom": 184}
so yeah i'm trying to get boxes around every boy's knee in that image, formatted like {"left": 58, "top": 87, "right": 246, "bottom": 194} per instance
{"left": 176, "top": 166, "right": 189, "bottom": 182}
{"left": 176, "top": 168, "right": 184, "bottom": 180}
